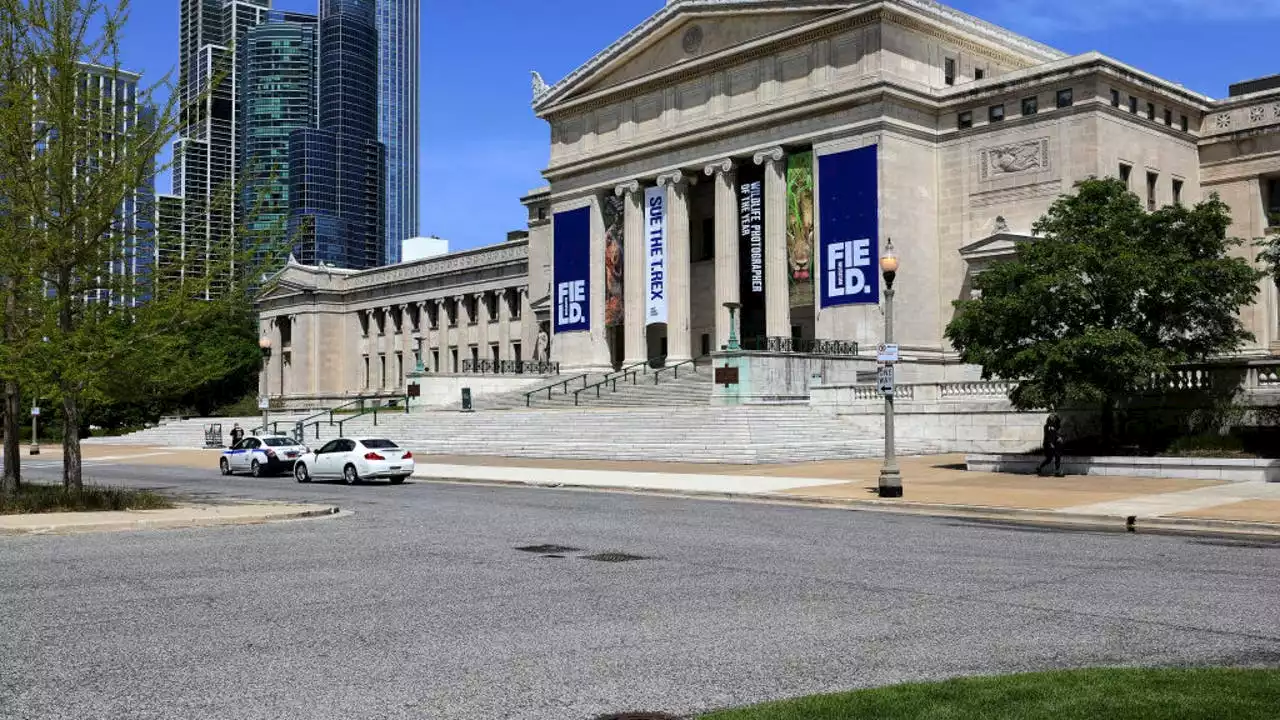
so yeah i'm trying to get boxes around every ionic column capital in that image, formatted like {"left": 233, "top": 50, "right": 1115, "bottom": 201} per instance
{"left": 753, "top": 146, "right": 785, "bottom": 166}
{"left": 656, "top": 169, "right": 696, "bottom": 188}
{"left": 703, "top": 158, "right": 735, "bottom": 177}
{"left": 613, "top": 179, "right": 641, "bottom": 197}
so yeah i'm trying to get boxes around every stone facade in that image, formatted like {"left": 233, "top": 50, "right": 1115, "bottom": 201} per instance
{"left": 263, "top": 0, "right": 1280, "bottom": 404}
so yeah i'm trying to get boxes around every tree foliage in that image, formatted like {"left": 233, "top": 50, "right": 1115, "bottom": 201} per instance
{"left": 945, "top": 178, "right": 1263, "bottom": 438}
{"left": 0, "top": 0, "right": 285, "bottom": 491}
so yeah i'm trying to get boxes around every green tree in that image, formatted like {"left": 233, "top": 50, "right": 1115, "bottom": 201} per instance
{"left": 2, "top": 0, "right": 284, "bottom": 489}
{"left": 945, "top": 177, "right": 1263, "bottom": 445}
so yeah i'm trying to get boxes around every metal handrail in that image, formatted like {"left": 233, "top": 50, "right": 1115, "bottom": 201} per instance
{"left": 570, "top": 358, "right": 656, "bottom": 406}
{"left": 651, "top": 357, "right": 699, "bottom": 385}
{"left": 524, "top": 372, "right": 590, "bottom": 407}
{"left": 334, "top": 394, "right": 410, "bottom": 437}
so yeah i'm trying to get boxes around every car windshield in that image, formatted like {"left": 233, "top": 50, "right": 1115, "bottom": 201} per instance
{"left": 262, "top": 437, "right": 295, "bottom": 447}
{"left": 361, "top": 439, "right": 399, "bottom": 449}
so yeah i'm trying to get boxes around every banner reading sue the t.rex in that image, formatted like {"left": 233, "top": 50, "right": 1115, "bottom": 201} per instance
{"left": 736, "top": 162, "right": 766, "bottom": 341}
{"left": 644, "top": 185, "right": 668, "bottom": 326}
{"left": 786, "top": 151, "right": 815, "bottom": 309}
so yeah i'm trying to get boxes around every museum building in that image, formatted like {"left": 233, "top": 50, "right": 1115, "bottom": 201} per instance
{"left": 258, "top": 0, "right": 1280, "bottom": 407}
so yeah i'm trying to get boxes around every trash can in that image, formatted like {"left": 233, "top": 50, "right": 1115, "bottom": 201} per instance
{"left": 461, "top": 387, "right": 473, "bottom": 412}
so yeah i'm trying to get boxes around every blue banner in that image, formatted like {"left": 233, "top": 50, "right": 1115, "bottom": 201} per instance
{"left": 553, "top": 206, "right": 591, "bottom": 333}
{"left": 818, "top": 144, "right": 880, "bottom": 308}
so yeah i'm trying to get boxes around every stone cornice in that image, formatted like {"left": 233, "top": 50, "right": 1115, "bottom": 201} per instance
{"left": 344, "top": 241, "right": 528, "bottom": 291}
{"left": 535, "top": 0, "right": 1063, "bottom": 116}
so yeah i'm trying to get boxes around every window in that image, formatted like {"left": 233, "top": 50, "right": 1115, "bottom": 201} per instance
{"left": 1180, "top": 115, "right": 1189, "bottom": 132}
{"left": 1111, "top": 88, "right": 1121, "bottom": 107}
{"left": 1021, "top": 96, "right": 1038, "bottom": 116}
{"left": 1119, "top": 163, "right": 1133, "bottom": 187}
{"left": 1056, "top": 88, "right": 1074, "bottom": 108}
{"left": 363, "top": 356, "right": 370, "bottom": 389}
{"left": 944, "top": 57, "right": 956, "bottom": 86}
{"left": 432, "top": 350, "right": 440, "bottom": 373}
{"left": 974, "top": 68, "right": 985, "bottom": 80}
{"left": 513, "top": 342, "right": 522, "bottom": 364}
{"left": 470, "top": 345, "right": 479, "bottom": 364}
{"left": 988, "top": 104, "right": 1005, "bottom": 122}
{"left": 361, "top": 439, "right": 400, "bottom": 449}
{"left": 450, "top": 347, "right": 458, "bottom": 372}
{"left": 1147, "top": 102, "right": 1156, "bottom": 120}
{"left": 958, "top": 111, "right": 973, "bottom": 129}
{"left": 491, "top": 343, "right": 500, "bottom": 365}
{"left": 1146, "top": 171, "right": 1158, "bottom": 211}
{"left": 1172, "top": 178, "right": 1183, "bottom": 206}
{"left": 1268, "top": 178, "right": 1280, "bottom": 227}
{"left": 1128, "top": 96, "right": 1139, "bottom": 114}
{"left": 537, "top": 207, "right": 547, "bottom": 221}
{"left": 1164, "top": 109, "right": 1173, "bottom": 126}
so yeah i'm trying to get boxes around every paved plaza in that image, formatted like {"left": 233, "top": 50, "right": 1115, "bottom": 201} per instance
{"left": 3, "top": 452, "right": 1280, "bottom": 719}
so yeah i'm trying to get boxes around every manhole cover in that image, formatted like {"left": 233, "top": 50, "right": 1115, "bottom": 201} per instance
{"left": 583, "top": 552, "right": 647, "bottom": 563}
{"left": 516, "top": 544, "right": 580, "bottom": 554}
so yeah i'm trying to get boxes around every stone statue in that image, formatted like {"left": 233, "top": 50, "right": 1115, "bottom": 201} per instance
{"left": 531, "top": 71, "right": 549, "bottom": 100}
{"left": 533, "top": 329, "right": 550, "bottom": 363}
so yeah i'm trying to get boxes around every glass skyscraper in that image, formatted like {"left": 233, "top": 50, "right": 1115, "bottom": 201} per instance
{"left": 240, "top": 11, "right": 318, "bottom": 239}
{"left": 377, "top": 0, "right": 419, "bottom": 264}
{"left": 289, "top": 0, "right": 386, "bottom": 269}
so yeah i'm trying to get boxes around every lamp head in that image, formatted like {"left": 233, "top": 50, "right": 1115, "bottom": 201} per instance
{"left": 258, "top": 337, "right": 272, "bottom": 350}
{"left": 880, "top": 238, "right": 899, "bottom": 275}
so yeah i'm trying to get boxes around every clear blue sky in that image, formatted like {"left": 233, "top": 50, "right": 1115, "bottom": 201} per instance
{"left": 120, "top": 0, "right": 1277, "bottom": 253}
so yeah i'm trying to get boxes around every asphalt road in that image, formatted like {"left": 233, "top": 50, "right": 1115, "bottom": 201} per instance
{"left": 3, "top": 461, "right": 1280, "bottom": 720}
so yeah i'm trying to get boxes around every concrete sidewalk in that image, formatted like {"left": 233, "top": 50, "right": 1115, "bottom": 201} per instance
{"left": 412, "top": 454, "right": 1280, "bottom": 537}
{"left": 0, "top": 502, "right": 340, "bottom": 536}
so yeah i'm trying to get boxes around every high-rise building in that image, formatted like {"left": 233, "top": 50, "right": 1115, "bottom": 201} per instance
{"left": 377, "top": 0, "right": 419, "bottom": 264}
{"left": 289, "top": 0, "right": 386, "bottom": 269}
{"left": 163, "top": 0, "right": 270, "bottom": 295}
{"left": 239, "top": 10, "right": 319, "bottom": 238}
{"left": 75, "top": 64, "right": 156, "bottom": 307}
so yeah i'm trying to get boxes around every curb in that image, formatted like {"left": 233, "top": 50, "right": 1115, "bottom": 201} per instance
{"left": 0, "top": 505, "right": 341, "bottom": 536}
{"left": 416, "top": 475, "right": 1280, "bottom": 540}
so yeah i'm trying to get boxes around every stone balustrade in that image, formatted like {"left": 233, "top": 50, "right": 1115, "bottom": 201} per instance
{"left": 939, "top": 381, "right": 1016, "bottom": 398}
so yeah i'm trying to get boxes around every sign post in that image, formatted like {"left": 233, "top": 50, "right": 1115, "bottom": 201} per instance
{"left": 29, "top": 405, "right": 40, "bottom": 456}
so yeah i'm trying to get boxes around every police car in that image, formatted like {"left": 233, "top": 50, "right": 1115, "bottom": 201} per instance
{"left": 219, "top": 435, "right": 310, "bottom": 477}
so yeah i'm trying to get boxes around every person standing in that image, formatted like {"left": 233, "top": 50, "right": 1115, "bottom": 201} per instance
{"left": 230, "top": 423, "right": 245, "bottom": 447}
{"left": 1036, "top": 414, "right": 1064, "bottom": 477}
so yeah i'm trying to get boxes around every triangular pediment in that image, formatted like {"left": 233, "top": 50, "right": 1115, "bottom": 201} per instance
{"left": 535, "top": 0, "right": 847, "bottom": 112}
{"left": 959, "top": 232, "right": 1034, "bottom": 262}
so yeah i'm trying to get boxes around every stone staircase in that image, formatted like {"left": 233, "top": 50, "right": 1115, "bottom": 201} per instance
{"left": 90, "top": 405, "right": 933, "bottom": 464}
{"left": 83, "top": 414, "right": 314, "bottom": 448}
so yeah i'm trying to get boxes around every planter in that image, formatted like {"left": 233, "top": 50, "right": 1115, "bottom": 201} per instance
{"left": 966, "top": 454, "right": 1280, "bottom": 483}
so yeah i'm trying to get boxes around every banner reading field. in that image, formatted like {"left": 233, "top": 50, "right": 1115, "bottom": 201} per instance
{"left": 736, "top": 162, "right": 766, "bottom": 341}
{"left": 553, "top": 207, "right": 591, "bottom": 333}
{"left": 817, "top": 144, "right": 880, "bottom": 308}
{"left": 644, "top": 185, "right": 668, "bottom": 326}
{"left": 786, "top": 151, "right": 815, "bottom": 309}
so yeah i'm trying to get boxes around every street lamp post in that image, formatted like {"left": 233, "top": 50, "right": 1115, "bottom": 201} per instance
{"left": 878, "top": 239, "right": 903, "bottom": 498}
{"left": 259, "top": 337, "right": 272, "bottom": 435}
{"left": 29, "top": 398, "right": 39, "bottom": 456}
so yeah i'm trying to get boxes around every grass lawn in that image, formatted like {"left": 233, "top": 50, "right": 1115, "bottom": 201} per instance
{"left": 0, "top": 483, "right": 174, "bottom": 515}
{"left": 697, "top": 668, "right": 1280, "bottom": 720}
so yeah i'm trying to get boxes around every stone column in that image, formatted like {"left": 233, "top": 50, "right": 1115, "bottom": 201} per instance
{"left": 657, "top": 169, "right": 694, "bottom": 363}
{"left": 475, "top": 291, "right": 491, "bottom": 369}
{"left": 437, "top": 298, "right": 450, "bottom": 372}
{"left": 616, "top": 179, "right": 646, "bottom": 365}
{"left": 497, "top": 288, "right": 512, "bottom": 363}
{"left": 755, "top": 147, "right": 790, "bottom": 339}
{"left": 705, "top": 158, "right": 739, "bottom": 351}
{"left": 454, "top": 294, "right": 469, "bottom": 372}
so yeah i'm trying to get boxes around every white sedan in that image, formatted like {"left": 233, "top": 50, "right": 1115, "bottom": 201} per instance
{"left": 292, "top": 438, "right": 414, "bottom": 485}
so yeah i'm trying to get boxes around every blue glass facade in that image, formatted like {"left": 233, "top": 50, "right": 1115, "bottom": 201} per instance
{"left": 289, "top": 0, "right": 386, "bottom": 270}
{"left": 377, "top": 0, "right": 419, "bottom": 264}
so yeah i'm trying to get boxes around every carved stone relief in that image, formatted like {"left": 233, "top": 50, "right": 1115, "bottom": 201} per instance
{"left": 979, "top": 138, "right": 1050, "bottom": 180}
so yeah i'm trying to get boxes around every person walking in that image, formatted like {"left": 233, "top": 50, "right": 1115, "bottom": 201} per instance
{"left": 229, "top": 423, "right": 245, "bottom": 447}
{"left": 1037, "top": 413, "right": 1064, "bottom": 477}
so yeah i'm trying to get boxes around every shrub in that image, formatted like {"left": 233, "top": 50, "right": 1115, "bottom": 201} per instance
{"left": 0, "top": 484, "right": 175, "bottom": 514}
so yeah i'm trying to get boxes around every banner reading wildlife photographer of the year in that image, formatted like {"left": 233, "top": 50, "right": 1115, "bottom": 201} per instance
{"left": 818, "top": 144, "right": 880, "bottom": 308}
{"left": 553, "top": 206, "right": 591, "bottom": 333}
{"left": 736, "top": 163, "right": 766, "bottom": 340}
{"left": 644, "top": 185, "right": 668, "bottom": 326}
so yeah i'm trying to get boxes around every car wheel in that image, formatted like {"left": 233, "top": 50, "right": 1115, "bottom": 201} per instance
{"left": 250, "top": 460, "right": 263, "bottom": 478}
{"left": 343, "top": 464, "right": 360, "bottom": 486}
{"left": 389, "top": 475, "right": 406, "bottom": 485}
{"left": 219, "top": 458, "right": 231, "bottom": 476}
{"left": 294, "top": 463, "right": 311, "bottom": 484}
